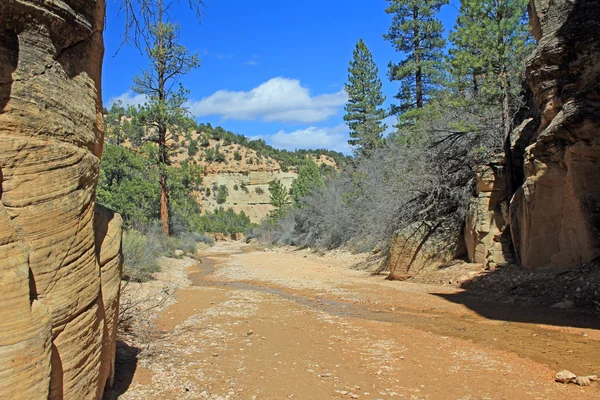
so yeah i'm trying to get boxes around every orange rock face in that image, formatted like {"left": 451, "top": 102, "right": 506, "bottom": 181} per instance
{"left": 510, "top": 0, "right": 600, "bottom": 268}
{"left": 464, "top": 163, "right": 513, "bottom": 269}
{"left": 0, "top": 1, "right": 123, "bottom": 399}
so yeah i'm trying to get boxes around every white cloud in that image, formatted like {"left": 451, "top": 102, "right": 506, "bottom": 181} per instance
{"left": 107, "top": 91, "right": 148, "bottom": 108}
{"left": 245, "top": 60, "right": 259, "bottom": 66}
{"left": 187, "top": 77, "right": 348, "bottom": 124}
{"left": 269, "top": 124, "right": 352, "bottom": 154}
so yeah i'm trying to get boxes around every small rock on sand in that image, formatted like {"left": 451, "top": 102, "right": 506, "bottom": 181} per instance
{"left": 551, "top": 300, "right": 575, "bottom": 310}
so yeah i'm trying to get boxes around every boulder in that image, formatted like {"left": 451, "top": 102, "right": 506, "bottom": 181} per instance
{"left": 387, "top": 222, "right": 465, "bottom": 280}
{"left": 0, "top": 1, "right": 123, "bottom": 399}
{"left": 510, "top": 0, "right": 600, "bottom": 268}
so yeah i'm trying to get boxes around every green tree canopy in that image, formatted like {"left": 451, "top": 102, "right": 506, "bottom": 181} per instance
{"left": 268, "top": 180, "right": 291, "bottom": 222}
{"left": 384, "top": 0, "right": 448, "bottom": 115}
{"left": 344, "top": 39, "right": 387, "bottom": 157}
{"left": 448, "top": 0, "right": 532, "bottom": 194}
{"left": 291, "top": 158, "right": 325, "bottom": 207}
{"left": 448, "top": 0, "right": 531, "bottom": 100}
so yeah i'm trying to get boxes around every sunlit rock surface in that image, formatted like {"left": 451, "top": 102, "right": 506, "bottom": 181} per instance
{"left": 0, "top": 1, "right": 123, "bottom": 398}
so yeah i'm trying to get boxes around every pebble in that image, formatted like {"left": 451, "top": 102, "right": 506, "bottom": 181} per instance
{"left": 319, "top": 373, "right": 333, "bottom": 378}
{"left": 551, "top": 300, "right": 575, "bottom": 310}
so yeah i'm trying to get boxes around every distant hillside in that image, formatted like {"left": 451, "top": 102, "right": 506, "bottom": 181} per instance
{"left": 103, "top": 103, "right": 348, "bottom": 223}
{"left": 176, "top": 130, "right": 342, "bottom": 223}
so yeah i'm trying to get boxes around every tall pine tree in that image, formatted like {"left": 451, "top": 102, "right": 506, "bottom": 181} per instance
{"left": 449, "top": 0, "right": 530, "bottom": 99}
{"left": 344, "top": 39, "right": 387, "bottom": 157}
{"left": 384, "top": 0, "right": 448, "bottom": 114}
{"left": 268, "top": 180, "right": 291, "bottom": 222}
{"left": 448, "top": 0, "right": 532, "bottom": 194}
{"left": 133, "top": 0, "right": 200, "bottom": 236}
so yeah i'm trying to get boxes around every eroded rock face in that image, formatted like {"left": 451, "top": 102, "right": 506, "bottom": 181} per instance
{"left": 464, "top": 162, "right": 514, "bottom": 269}
{"left": 510, "top": 0, "right": 600, "bottom": 268}
{"left": 387, "top": 222, "right": 464, "bottom": 280}
{"left": 199, "top": 170, "right": 297, "bottom": 223}
{"left": 0, "top": 1, "right": 123, "bottom": 399}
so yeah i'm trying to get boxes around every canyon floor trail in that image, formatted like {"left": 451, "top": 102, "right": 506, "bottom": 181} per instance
{"left": 112, "top": 243, "right": 600, "bottom": 399}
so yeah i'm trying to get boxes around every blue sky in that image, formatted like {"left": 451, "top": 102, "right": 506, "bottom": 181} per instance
{"left": 103, "top": 0, "right": 459, "bottom": 154}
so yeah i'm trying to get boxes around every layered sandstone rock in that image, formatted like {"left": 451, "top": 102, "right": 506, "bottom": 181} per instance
{"left": 0, "top": 1, "right": 123, "bottom": 399}
{"left": 464, "top": 162, "right": 514, "bottom": 269}
{"left": 200, "top": 170, "right": 297, "bottom": 223}
{"left": 509, "top": 0, "right": 600, "bottom": 268}
{"left": 387, "top": 222, "right": 464, "bottom": 280}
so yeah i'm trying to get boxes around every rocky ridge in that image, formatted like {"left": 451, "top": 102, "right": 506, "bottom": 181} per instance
{"left": 174, "top": 134, "right": 338, "bottom": 223}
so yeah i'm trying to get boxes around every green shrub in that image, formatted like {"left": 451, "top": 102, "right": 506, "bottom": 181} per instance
{"left": 195, "top": 207, "right": 253, "bottom": 234}
{"left": 234, "top": 151, "right": 242, "bottom": 161}
{"left": 192, "top": 232, "right": 215, "bottom": 245}
{"left": 214, "top": 151, "right": 226, "bottom": 163}
{"left": 188, "top": 139, "right": 199, "bottom": 157}
{"left": 122, "top": 230, "right": 160, "bottom": 282}
{"left": 216, "top": 185, "right": 229, "bottom": 204}
{"left": 205, "top": 148, "right": 215, "bottom": 162}
{"left": 255, "top": 187, "right": 264, "bottom": 195}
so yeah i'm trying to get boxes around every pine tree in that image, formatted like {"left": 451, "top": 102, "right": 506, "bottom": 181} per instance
{"left": 132, "top": 0, "right": 200, "bottom": 236}
{"left": 291, "top": 158, "right": 325, "bottom": 207}
{"left": 448, "top": 0, "right": 532, "bottom": 194}
{"left": 344, "top": 39, "right": 387, "bottom": 157}
{"left": 449, "top": 0, "right": 530, "bottom": 99}
{"left": 268, "top": 180, "right": 290, "bottom": 222}
{"left": 384, "top": 0, "right": 448, "bottom": 113}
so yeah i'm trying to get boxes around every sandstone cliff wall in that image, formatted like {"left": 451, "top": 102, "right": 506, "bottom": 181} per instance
{"left": 174, "top": 138, "right": 303, "bottom": 223}
{"left": 389, "top": 0, "right": 600, "bottom": 273}
{"left": 510, "top": 0, "right": 600, "bottom": 268}
{"left": 0, "top": 1, "right": 123, "bottom": 399}
{"left": 200, "top": 170, "right": 297, "bottom": 223}
{"left": 464, "top": 162, "right": 514, "bottom": 269}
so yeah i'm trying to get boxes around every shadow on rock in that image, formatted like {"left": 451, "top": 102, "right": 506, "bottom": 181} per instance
{"left": 103, "top": 341, "right": 140, "bottom": 399}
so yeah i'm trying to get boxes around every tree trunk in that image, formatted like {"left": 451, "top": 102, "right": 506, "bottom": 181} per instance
{"left": 416, "top": 66, "right": 423, "bottom": 109}
{"left": 160, "top": 171, "right": 169, "bottom": 236}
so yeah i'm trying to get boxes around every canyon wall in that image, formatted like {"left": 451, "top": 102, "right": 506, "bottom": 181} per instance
{"left": 0, "top": 1, "right": 123, "bottom": 399}
{"left": 510, "top": 0, "right": 600, "bottom": 268}
{"left": 200, "top": 170, "right": 296, "bottom": 223}
{"left": 174, "top": 138, "right": 305, "bottom": 223}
